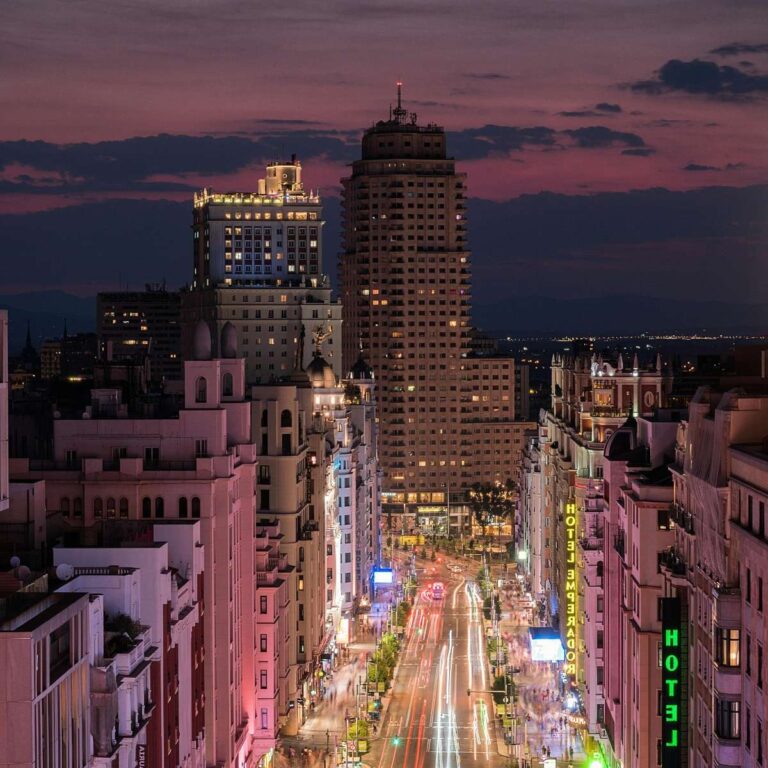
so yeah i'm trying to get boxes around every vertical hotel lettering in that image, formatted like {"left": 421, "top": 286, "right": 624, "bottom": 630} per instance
{"left": 661, "top": 597, "right": 685, "bottom": 768}
{"left": 564, "top": 501, "right": 578, "bottom": 676}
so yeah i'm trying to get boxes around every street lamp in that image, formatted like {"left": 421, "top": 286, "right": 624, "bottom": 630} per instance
{"left": 344, "top": 712, "right": 350, "bottom": 768}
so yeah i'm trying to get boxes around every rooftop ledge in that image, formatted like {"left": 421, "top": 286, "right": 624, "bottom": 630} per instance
{"left": 194, "top": 190, "right": 320, "bottom": 207}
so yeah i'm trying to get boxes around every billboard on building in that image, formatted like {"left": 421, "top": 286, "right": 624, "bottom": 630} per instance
{"left": 529, "top": 627, "right": 565, "bottom": 662}
{"left": 373, "top": 568, "right": 394, "bottom": 585}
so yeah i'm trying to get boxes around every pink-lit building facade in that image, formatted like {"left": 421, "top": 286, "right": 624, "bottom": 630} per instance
{"left": 517, "top": 350, "right": 671, "bottom": 753}
{"left": 53, "top": 523, "right": 206, "bottom": 768}
{"left": 9, "top": 322, "right": 292, "bottom": 768}
{"left": 601, "top": 412, "right": 682, "bottom": 768}
{"left": 0, "top": 591, "right": 93, "bottom": 768}
{"left": 520, "top": 349, "right": 672, "bottom": 746}
{"left": 658, "top": 388, "right": 768, "bottom": 768}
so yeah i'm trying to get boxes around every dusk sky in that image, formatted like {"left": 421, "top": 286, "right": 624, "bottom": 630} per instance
{"left": 1, "top": 0, "right": 767, "bottom": 327}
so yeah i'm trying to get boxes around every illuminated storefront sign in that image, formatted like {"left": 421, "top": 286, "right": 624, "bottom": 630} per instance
{"left": 661, "top": 597, "right": 685, "bottom": 768}
{"left": 564, "top": 502, "right": 578, "bottom": 676}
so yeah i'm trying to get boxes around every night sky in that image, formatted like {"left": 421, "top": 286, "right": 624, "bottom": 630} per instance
{"left": 1, "top": 0, "right": 767, "bottom": 330}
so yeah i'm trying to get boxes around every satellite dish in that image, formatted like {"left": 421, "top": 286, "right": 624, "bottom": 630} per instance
{"left": 17, "top": 566, "right": 31, "bottom": 582}
{"left": 56, "top": 563, "right": 75, "bottom": 581}
{"left": 9, "top": 556, "right": 21, "bottom": 568}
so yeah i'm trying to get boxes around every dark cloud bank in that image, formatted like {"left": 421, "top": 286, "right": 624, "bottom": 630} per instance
{"left": 1, "top": 184, "right": 766, "bottom": 341}
{"left": 0, "top": 125, "right": 650, "bottom": 194}
{"left": 632, "top": 58, "right": 768, "bottom": 97}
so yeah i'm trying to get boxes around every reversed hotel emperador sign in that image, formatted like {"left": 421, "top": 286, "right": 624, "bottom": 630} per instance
{"left": 564, "top": 502, "right": 578, "bottom": 676}
{"left": 661, "top": 597, "right": 687, "bottom": 768}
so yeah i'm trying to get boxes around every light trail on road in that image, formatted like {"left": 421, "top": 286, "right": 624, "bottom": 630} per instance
{"left": 369, "top": 563, "right": 502, "bottom": 768}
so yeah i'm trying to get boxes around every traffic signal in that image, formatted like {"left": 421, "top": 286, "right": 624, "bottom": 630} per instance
{"left": 392, "top": 736, "right": 401, "bottom": 746}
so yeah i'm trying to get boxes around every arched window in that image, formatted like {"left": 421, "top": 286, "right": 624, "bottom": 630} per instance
{"left": 142, "top": 497, "right": 152, "bottom": 518}
{"left": 179, "top": 497, "right": 188, "bottom": 518}
{"left": 73, "top": 498, "right": 83, "bottom": 517}
{"left": 222, "top": 372, "right": 233, "bottom": 397}
{"left": 119, "top": 498, "right": 129, "bottom": 518}
{"left": 93, "top": 497, "right": 103, "bottom": 518}
{"left": 61, "top": 498, "right": 70, "bottom": 517}
{"left": 191, "top": 497, "right": 201, "bottom": 518}
{"left": 195, "top": 376, "right": 207, "bottom": 403}
{"left": 106, "top": 497, "right": 116, "bottom": 515}
{"left": 155, "top": 497, "right": 165, "bottom": 518}
{"left": 261, "top": 409, "right": 268, "bottom": 427}
{"left": 280, "top": 409, "right": 292, "bottom": 428}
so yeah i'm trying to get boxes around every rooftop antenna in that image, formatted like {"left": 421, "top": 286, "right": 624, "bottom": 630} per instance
{"left": 393, "top": 80, "right": 407, "bottom": 123}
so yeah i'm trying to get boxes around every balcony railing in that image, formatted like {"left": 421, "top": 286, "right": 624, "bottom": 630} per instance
{"left": 659, "top": 547, "right": 687, "bottom": 576}
{"left": 613, "top": 530, "right": 625, "bottom": 558}
{"left": 670, "top": 503, "right": 695, "bottom": 535}
{"left": 580, "top": 535, "right": 603, "bottom": 551}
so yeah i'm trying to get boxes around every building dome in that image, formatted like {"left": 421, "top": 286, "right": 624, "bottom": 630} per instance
{"left": 192, "top": 320, "right": 212, "bottom": 360}
{"left": 307, "top": 353, "right": 337, "bottom": 388}
{"left": 350, "top": 354, "right": 374, "bottom": 380}
{"left": 221, "top": 322, "right": 237, "bottom": 358}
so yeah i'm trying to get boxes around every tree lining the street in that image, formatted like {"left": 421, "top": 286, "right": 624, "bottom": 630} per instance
{"left": 467, "top": 479, "right": 516, "bottom": 542}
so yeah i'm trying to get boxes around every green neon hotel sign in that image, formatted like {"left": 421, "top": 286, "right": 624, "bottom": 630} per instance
{"left": 661, "top": 597, "right": 685, "bottom": 768}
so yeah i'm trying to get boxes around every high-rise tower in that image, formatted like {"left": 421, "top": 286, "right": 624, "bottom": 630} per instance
{"left": 341, "top": 86, "right": 472, "bottom": 500}
{"left": 183, "top": 159, "right": 343, "bottom": 384}
{"left": 192, "top": 157, "right": 323, "bottom": 289}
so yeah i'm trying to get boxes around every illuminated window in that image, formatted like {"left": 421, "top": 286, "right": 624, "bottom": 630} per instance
{"left": 716, "top": 627, "right": 740, "bottom": 667}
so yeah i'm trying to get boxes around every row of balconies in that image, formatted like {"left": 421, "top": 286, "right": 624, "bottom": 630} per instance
{"left": 670, "top": 502, "right": 696, "bottom": 535}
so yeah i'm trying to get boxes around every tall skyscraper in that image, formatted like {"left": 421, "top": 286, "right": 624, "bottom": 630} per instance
{"left": 340, "top": 86, "right": 469, "bottom": 497}
{"left": 192, "top": 157, "right": 323, "bottom": 289}
{"left": 183, "top": 159, "right": 342, "bottom": 385}
{"left": 340, "top": 87, "right": 526, "bottom": 528}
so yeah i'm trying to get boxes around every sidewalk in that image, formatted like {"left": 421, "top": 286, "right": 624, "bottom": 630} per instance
{"left": 279, "top": 602, "right": 398, "bottom": 765}
{"left": 495, "top": 579, "right": 587, "bottom": 765}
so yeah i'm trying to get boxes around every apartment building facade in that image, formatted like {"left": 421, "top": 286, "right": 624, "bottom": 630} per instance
{"left": 529, "top": 349, "right": 671, "bottom": 743}
{"left": 660, "top": 388, "right": 768, "bottom": 768}
{"left": 97, "top": 286, "right": 182, "bottom": 383}
{"left": 0, "top": 592, "right": 92, "bottom": 768}
{"left": 9, "top": 322, "right": 290, "bottom": 768}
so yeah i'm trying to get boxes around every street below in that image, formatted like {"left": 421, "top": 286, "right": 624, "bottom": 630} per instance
{"left": 367, "top": 560, "right": 505, "bottom": 768}
{"left": 278, "top": 555, "right": 588, "bottom": 768}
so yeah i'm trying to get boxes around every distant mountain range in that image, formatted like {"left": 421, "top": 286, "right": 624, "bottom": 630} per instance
{"left": 2, "top": 289, "right": 766, "bottom": 354}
